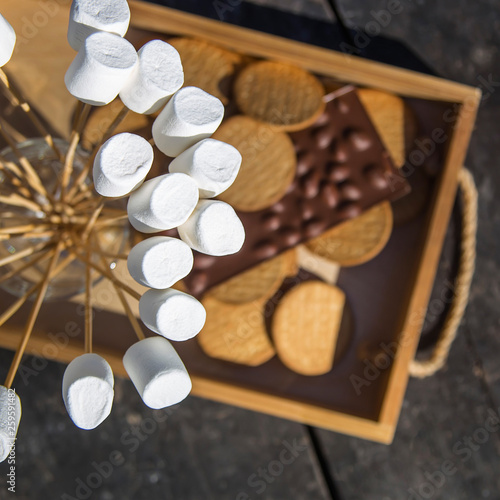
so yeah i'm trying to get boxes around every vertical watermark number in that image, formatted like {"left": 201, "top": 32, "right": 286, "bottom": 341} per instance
{"left": 6, "top": 388, "right": 17, "bottom": 493}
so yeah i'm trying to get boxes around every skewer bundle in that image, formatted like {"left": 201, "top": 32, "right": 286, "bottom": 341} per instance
{"left": 0, "top": 0, "right": 244, "bottom": 459}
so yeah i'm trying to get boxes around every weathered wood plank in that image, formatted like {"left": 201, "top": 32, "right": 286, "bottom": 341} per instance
{"left": 0, "top": 349, "right": 331, "bottom": 499}
{"left": 316, "top": 331, "right": 500, "bottom": 499}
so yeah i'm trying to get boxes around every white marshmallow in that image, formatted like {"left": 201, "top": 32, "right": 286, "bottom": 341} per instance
{"left": 120, "top": 40, "right": 184, "bottom": 115}
{"left": 68, "top": 0, "right": 130, "bottom": 52}
{"left": 0, "top": 386, "right": 21, "bottom": 463}
{"left": 128, "top": 236, "right": 193, "bottom": 289}
{"left": 65, "top": 31, "right": 138, "bottom": 106}
{"left": 93, "top": 133, "right": 154, "bottom": 197}
{"left": 62, "top": 354, "right": 114, "bottom": 430}
{"left": 169, "top": 139, "right": 242, "bottom": 198}
{"left": 0, "top": 14, "right": 15, "bottom": 67}
{"left": 127, "top": 172, "right": 199, "bottom": 233}
{"left": 139, "top": 288, "right": 206, "bottom": 341}
{"left": 178, "top": 200, "right": 245, "bottom": 256}
{"left": 152, "top": 86, "right": 224, "bottom": 157}
{"left": 123, "top": 337, "right": 192, "bottom": 409}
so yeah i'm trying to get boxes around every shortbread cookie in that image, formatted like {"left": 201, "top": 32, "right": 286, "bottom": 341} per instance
{"left": 198, "top": 296, "right": 275, "bottom": 366}
{"left": 272, "top": 281, "right": 345, "bottom": 376}
{"left": 305, "top": 201, "right": 393, "bottom": 267}
{"left": 234, "top": 61, "right": 325, "bottom": 131}
{"left": 169, "top": 37, "right": 243, "bottom": 104}
{"left": 208, "top": 250, "right": 295, "bottom": 304}
{"left": 213, "top": 115, "right": 296, "bottom": 211}
{"left": 358, "top": 88, "right": 405, "bottom": 168}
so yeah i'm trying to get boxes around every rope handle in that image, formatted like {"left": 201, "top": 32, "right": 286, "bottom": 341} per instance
{"left": 409, "top": 168, "right": 478, "bottom": 378}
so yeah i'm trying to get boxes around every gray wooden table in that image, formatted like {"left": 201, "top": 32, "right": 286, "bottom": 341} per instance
{"left": 1, "top": 1, "right": 499, "bottom": 498}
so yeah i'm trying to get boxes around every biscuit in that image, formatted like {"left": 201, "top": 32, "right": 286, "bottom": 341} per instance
{"left": 208, "top": 250, "right": 294, "bottom": 304}
{"left": 305, "top": 201, "right": 393, "bottom": 266}
{"left": 234, "top": 60, "right": 325, "bottom": 131}
{"left": 198, "top": 296, "right": 275, "bottom": 366}
{"left": 169, "top": 37, "right": 243, "bottom": 105}
{"left": 213, "top": 115, "right": 296, "bottom": 211}
{"left": 357, "top": 88, "right": 405, "bottom": 168}
{"left": 272, "top": 281, "right": 345, "bottom": 376}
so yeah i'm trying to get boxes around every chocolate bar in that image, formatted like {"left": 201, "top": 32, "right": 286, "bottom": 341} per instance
{"left": 183, "top": 86, "right": 410, "bottom": 297}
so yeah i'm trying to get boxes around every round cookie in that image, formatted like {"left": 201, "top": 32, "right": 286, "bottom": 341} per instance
{"left": 357, "top": 88, "right": 406, "bottom": 168}
{"left": 208, "top": 249, "right": 296, "bottom": 304}
{"left": 198, "top": 296, "right": 275, "bottom": 366}
{"left": 272, "top": 281, "right": 345, "bottom": 376}
{"left": 305, "top": 202, "right": 393, "bottom": 267}
{"left": 169, "top": 37, "right": 243, "bottom": 105}
{"left": 234, "top": 61, "right": 325, "bottom": 131}
{"left": 213, "top": 115, "right": 297, "bottom": 212}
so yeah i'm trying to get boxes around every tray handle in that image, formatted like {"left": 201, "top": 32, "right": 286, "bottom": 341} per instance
{"left": 410, "top": 168, "right": 477, "bottom": 377}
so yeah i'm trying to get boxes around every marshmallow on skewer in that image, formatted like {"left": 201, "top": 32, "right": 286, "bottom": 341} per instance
{"left": 120, "top": 40, "right": 184, "bottom": 114}
{"left": 0, "top": 14, "right": 16, "bottom": 67}
{"left": 169, "top": 139, "right": 242, "bottom": 198}
{"left": 127, "top": 172, "right": 199, "bottom": 233}
{"left": 68, "top": 0, "right": 130, "bottom": 51}
{"left": 139, "top": 288, "right": 206, "bottom": 341}
{"left": 93, "top": 133, "right": 154, "bottom": 197}
{"left": 178, "top": 199, "right": 245, "bottom": 256}
{"left": 123, "top": 337, "right": 192, "bottom": 409}
{"left": 62, "top": 354, "right": 114, "bottom": 430}
{"left": 0, "top": 386, "right": 21, "bottom": 463}
{"left": 128, "top": 236, "right": 193, "bottom": 289}
{"left": 152, "top": 86, "right": 224, "bottom": 157}
{"left": 65, "top": 31, "right": 138, "bottom": 106}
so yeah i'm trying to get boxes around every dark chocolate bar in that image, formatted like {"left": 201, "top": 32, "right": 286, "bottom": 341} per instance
{"left": 183, "top": 85, "right": 410, "bottom": 297}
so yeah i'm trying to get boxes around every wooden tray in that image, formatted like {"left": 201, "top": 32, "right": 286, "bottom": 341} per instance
{"left": 0, "top": 1, "right": 480, "bottom": 443}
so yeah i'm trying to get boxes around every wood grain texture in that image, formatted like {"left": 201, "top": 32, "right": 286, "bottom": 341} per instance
{"left": 0, "top": 0, "right": 77, "bottom": 139}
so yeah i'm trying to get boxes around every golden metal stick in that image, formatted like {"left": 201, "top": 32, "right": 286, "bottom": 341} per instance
{"left": 79, "top": 194, "right": 105, "bottom": 355}
{"left": 59, "top": 103, "right": 92, "bottom": 198}
{"left": 84, "top": 246, "right": 92, "bottom": 354}
{"left": 4, "top": 240, "right": 65, "bottom": 389}
{"left": 93, "top": 236, "right": 145, "bottom": 341}
{"left": 0, "top": 162, "right": 33, "bottom": 199}
{"left": 0, "top": 224, "right": 51, "bottom": 235}
{"left": 69, "top": 188, "right": 98, "bottom": 208}
{"left": 0, "top": 118, "right": 53, "bottom": 204}
{"left": 0, "top": 239, "right": 53, "bottom": 268}
{"left": 72, "top": 246, "right": 141, "bottom": 301}
{"left": 0, "top": 69, "right": 63, "bottom": 161}
{"left": 94, "top": 212, "right": 129, "bottom": 227}
{"left": 0, "top": 193, "right": 44, "bottom": 212}
{"left": 0, "top": 251, "right": 76, "bottom": 330}
{"left": 0, "top": 248, "right": 54, "bottom": 286}
{"left": 105, "top": 270, "right": 145, "bottom": 341}
{"left": 0, "top": 230, "right": 56, "bottom": 242}
{"left": 88, "top": 247, "right": 129, "bottom": 260}
{"left": 1, "top": 119, "right": 26, "bottom": 144}
{"left": 0, "top": 155, "right": 23, "bottom": 178}
{"left": 0, "top": 155, "right": 41, "bottom": 203}
{"left": 71, "top": 100, "right": 84, "bottom": 133}
{"left": 81, "top": 201, "right": 104, "bottom": 240}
